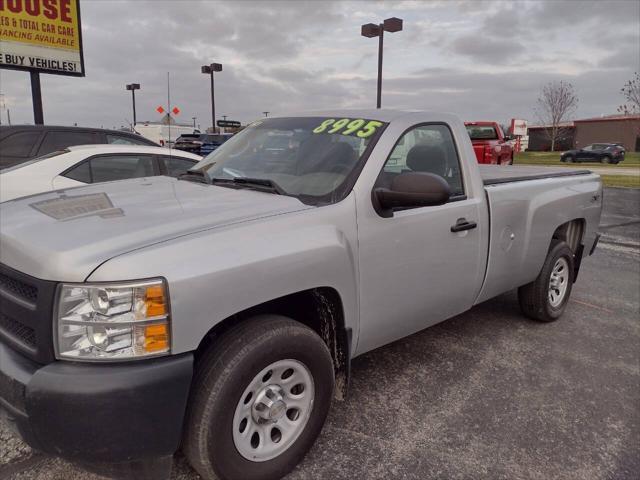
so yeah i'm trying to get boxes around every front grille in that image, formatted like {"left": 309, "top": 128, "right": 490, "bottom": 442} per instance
{"left": 0, "top": 310, "right": 36, "bottom": 347}
{"left": 0, "top": 271, "right": 38, "bottom": 303}
{"left": 0, "top": 264, "right": 57, "bottom": 364}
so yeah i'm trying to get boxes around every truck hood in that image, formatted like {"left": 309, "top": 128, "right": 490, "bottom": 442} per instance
{"left": 0, "top": 176, "right": 311, "bottom": 281}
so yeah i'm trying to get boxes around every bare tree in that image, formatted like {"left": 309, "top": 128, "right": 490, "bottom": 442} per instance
{"left": 617, "top": 72, "right": 640, "bottom": 115}
{"left": 535, "top": 81, "right": 578, "bottom": 151}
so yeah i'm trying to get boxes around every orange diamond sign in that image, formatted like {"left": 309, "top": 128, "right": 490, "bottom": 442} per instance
{"left": 156, "top": 106, "right": 165, "bottom": 114}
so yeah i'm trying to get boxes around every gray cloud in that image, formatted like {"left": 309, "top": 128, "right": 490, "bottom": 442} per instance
{"left": 450, "top": 35, "right": 525, "bottom": 64}
{"left": 0, "top": 0, "right": 638, "bottom": 128}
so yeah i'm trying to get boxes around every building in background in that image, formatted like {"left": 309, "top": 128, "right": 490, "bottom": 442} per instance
{"left": 526, "top": 122, "right": 575, "bottom": 151}
{"left": 526, "top": 114, "right": 640, "bottom": 152}
{"left": 574, "top": 115, "right": 640, "bottom": 152}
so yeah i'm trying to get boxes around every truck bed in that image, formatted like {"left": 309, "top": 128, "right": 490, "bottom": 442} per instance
{"left": 479, "top": 165, "right": 592, "bottom": 186}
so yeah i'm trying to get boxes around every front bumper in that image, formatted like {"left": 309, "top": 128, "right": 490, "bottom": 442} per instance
{"left": 0, "top": 340, "right": 193, "bottom": 476}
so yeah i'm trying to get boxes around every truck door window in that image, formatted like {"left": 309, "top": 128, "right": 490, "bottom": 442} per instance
{"left": 377, "top": 124, "right": 464, "bottom": 198}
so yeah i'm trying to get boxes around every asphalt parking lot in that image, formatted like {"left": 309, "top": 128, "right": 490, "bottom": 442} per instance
{"left": 1, "top": 187, "right": 638, "bottom": 480}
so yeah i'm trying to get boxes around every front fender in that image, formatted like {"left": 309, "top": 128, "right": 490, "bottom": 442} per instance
{"left": 87, "top": 198, "right": 359, "bottom": 355}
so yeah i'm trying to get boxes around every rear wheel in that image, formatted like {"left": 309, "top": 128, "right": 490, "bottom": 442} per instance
{"left": 183, "top": 315, "right": 335, "bottom": 480}
{"left": 518, "top": 240, "right": 574, "bottom": 322}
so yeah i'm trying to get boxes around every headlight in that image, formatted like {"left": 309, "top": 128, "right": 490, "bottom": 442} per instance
{"left": 56, "top": 279, "right": 170, "bottom": 361}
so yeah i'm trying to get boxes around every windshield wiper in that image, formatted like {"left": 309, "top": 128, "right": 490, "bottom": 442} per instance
{"left": 178, "top": 170, "right": 212, "bottom": 184}
{"left": 210, "top": 177, "right": 285, "bottom": 195}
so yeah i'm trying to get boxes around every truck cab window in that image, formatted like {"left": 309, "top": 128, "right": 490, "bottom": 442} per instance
{"left": 378, "top": 124, "right": 464, "bottom": 198}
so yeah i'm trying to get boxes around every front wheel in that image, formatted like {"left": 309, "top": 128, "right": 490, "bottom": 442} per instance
{"left": 183, "top": 315, "right": 335, "bottom": 480}
{"left": 564, "top": 155, "right": 575, "bottom": 163}
{"left": 518, "top": 240, "right": 575, "bottom": 322}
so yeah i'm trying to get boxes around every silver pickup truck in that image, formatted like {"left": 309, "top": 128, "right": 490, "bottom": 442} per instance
{"left": 0, "top": 110, "right": 602, "bottom": 480}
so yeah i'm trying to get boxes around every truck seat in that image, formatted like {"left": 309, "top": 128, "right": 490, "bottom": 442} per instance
{"left": 406, "top": 145, "right": 448, "bottom": 177}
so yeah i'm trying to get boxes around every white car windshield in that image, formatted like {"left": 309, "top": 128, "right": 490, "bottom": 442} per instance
{"left": 192, "top": 117, "right": 386, "bottom": 204}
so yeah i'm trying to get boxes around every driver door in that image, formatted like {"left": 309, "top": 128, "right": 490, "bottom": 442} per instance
{"left": 355, "top": 123, "right": 486, "bottom": 355}
{"left": 576, "top": 145, "right": 593, "bottom": 161}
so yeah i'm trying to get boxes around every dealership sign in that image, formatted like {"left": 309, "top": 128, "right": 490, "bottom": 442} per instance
{"left": 510, "top": 119, "right": 528, "bottom": 137}
{"left": 0, "top": 0, "right": 85, "bottom": 76}
{"left": 217, "top": 120, "right": 241, "bottom": 128}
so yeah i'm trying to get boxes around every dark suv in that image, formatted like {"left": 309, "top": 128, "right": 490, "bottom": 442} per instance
{"left": 0, "top": 125, "right": 158, "bottom": 168}
{"left": 560, "top": 143, "right": 626, "bottom": 164}
{"left": 174, "top": 133, "right": 232, "bottom": 156}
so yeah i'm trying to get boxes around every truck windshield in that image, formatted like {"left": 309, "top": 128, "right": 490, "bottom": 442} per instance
{"left": 192, "top": 117, "right": 386, "bottom": 204}
{"left": 466, "top": 125, "right": 498, "bottom": 140}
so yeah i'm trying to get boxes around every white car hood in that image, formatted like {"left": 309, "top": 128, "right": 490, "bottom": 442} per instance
{"left": 0, "top": 176, "right": 311, "bottom": 281}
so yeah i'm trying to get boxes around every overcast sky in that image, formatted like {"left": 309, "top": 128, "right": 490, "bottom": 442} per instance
{"left": 1, "top": 0, "right": 638, "bottom": 129}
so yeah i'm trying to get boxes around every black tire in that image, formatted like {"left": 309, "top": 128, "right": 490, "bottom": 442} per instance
{"left": 183, "top": 315, "right": 335, "bottom": 480}
{"left": 601, "top": 155, "right": 612, "bottom": 164}
{"left": 518, "top": 240, "right": 575, "bottom": 322}
{"left": 564, "top": 155, "right": 574, "bottom": 163}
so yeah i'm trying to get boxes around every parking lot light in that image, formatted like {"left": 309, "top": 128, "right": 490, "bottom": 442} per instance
{"left": 361, "top": 17, "right": 403, "bottom": 108}
{"left": 125, "top": 83, "right": 141, "bottom": 126}
{"left": 201, "top": 63, "right": 223, "bottom": 132}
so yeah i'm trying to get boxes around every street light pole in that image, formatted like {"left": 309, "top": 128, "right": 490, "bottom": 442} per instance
{"left": 361, "top": 17, "right": 403, "bottom": 109}
{"left": 377, "top": 28, "right": 383, "bottom": 109}
{"left": 201, "top": 62, "right": 223, "bottom": 132}
{"left": 125, "top": 83, "right": 140, "bottom": 126}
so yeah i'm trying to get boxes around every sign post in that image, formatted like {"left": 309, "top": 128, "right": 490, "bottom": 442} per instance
{"left": 0, "top": 0, "right": 85, "bottom": 124}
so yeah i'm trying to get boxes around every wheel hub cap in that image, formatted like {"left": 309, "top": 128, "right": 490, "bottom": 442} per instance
{"left": 548, "top": 257, "right": 569, "bottom": 308}
{"left": 252, "top": 385, "right": 287, "bottom": 423}
{"left": 232, "top": 359, "right": 315, "bottom": 462}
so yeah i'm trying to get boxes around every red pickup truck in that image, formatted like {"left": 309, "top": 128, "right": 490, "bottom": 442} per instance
{"left": 465, "top": 121, "right": 514, "bottom": 165}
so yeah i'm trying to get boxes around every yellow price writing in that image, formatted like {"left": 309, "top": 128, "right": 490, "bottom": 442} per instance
{"left": 313, "top": 118, "right": 384, "bottom": 138}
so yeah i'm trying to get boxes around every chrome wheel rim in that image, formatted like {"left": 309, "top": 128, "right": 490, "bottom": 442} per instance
{"left": 548, "top": 257, "right": 569, "bottom": 308}
{"left": 232, "top": 359, "right": 314, "bottom": 462}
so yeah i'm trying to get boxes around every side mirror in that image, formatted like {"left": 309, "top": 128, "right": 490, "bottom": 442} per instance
{"left": 373, "top": 172, "right": 451, "bottom": 217}
{"left": 503, "top": 135, "right": 512, "bottom": 141}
